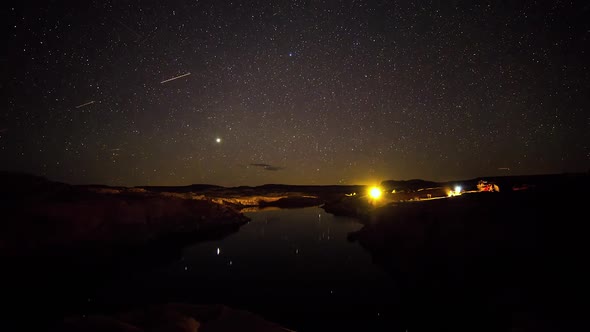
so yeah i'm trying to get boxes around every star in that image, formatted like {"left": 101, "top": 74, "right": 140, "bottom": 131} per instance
{"left": 3, "top": 1, "right": 586, "bottom": 186}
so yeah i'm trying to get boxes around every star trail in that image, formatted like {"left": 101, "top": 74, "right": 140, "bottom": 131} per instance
{"left": 3, "top": 1, "right": 589, "bottom": 186}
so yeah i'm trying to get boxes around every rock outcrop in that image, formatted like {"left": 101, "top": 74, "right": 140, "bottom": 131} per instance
{"left": 0, "top": 172, "right": 249, "bottom": 254}
{"left": 62, "top": 303, "right": 293, "bottom": 332}
{"left": 346, "top": 185, "right": 588, "bottom": 331}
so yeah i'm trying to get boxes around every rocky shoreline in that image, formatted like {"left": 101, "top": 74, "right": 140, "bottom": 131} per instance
{"left": 1, "top": 171, "right": 587, "bottom": 331}
{"left": 340, "top": 176, "right": 588, "bottom": 331}
{"left": 2, "top": 171, "right": 586, "bottom": 253}
{"left": 62, "top": 303, "right": 293, "bottom": 332}
{"left": 0, "top": 173, "right": 250, "bottom": 255}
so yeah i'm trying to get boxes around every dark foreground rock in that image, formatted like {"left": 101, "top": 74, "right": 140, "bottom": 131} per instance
{"left": 62, "top": 303, "right": 292, "bottom": 332}
{"left": 0, "top": 173, "right": 253, "bottom": 331}
{"left": 320, "top": 195, "right": 374, "bottom": 217}
{"left": 0, "top": 173, "right": 249, "bottom": 254}
{"left": 346, "top": 182, "right": 589, "bottom": 331}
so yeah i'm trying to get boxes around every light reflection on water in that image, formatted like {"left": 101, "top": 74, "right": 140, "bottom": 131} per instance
{"left": 167, "top": 207, "right": 397, "bottom": 330}
{"left": 239, "top": 206, "right": 283, "bottom": 213}
{"left": 179, "top": 207, "right": 385, "bottom": 282}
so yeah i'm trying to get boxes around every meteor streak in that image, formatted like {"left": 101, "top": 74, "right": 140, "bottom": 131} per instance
{"left": 160, "top": 72, "right": 191, "bottom": 84}
{"left": 75, "top": 101, "right": 95, "bottom": 109}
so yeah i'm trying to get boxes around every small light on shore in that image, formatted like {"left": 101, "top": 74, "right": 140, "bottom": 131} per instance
{"left": 448, "top": 185, "right": 463, "bottom": 197}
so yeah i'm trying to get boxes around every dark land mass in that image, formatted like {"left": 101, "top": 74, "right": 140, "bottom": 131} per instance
{"left": 1, "top": 171, "right": 588, "bottom": 331}
{"left": 347, "top": 174, "right": 589, "bottom": 331}
{"left": 137, "top": 184, "right": 225, "bottom": 193}
{"left": 0, "top": 172, "right": 250, "bottom": 331}
{"left": 381, "top": 173, "right": 586, "bottom": 192}
{"left": 61, "top": 303, "right": 292, "bottom": 332}
{"left": 0, "top": 172, "right": 249, "bottom": 254}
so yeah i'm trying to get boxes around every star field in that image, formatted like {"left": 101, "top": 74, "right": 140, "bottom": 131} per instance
{"left": 3, "top": 1, "right": 589, "bottom": 186}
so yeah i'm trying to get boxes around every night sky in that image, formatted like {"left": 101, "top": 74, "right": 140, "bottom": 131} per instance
{"left": 3, "top": 1, "right": 589, "bottom": 186}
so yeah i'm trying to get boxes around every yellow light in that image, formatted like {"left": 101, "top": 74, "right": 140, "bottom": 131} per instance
{"left": 369, "top": 187, "right": 382, "bottom": 199}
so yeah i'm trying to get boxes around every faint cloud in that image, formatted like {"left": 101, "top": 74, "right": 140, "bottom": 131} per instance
{"left": 249, "top": 163, "right": 284, "bottom": 171}
{"left": 263, "top": 166, "right": 284, "bottom": 171}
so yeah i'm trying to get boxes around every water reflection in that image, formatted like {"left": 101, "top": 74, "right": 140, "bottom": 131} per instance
{"left": 165, "top": 207, "right": 398, "bottom": 331}
{"left": 239, "top": 206, "right": 282, "bottom": 213}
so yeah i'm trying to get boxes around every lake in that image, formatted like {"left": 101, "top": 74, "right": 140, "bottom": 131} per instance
{"left": 89, "top": 207, "right": 400, "bottom": 331}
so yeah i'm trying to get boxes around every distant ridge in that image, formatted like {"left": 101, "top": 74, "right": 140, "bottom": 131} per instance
{"left": 1, "top": 170, "right": 587, "bottom": 193}
{"left": 380, "top": 179, "right": 442, "bottom": 191}
{"left": 137, "top": 184, "right": 224, "bottom": 193}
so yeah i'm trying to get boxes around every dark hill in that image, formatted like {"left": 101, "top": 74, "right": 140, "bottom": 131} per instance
{"left": 380, "top": 179, "right": 442, "bottom": 191}
{"left": 137, "top": 184, "right": 224, "bottom": 193}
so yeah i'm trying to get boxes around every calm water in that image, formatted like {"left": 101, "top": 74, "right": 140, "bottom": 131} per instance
{"left": 94, "top": 207, "right": 398, "bottom": 331}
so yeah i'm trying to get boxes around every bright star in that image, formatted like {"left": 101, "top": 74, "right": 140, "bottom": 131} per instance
{"left": 215, "top": 137, "right": 221, "bottom": 143}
